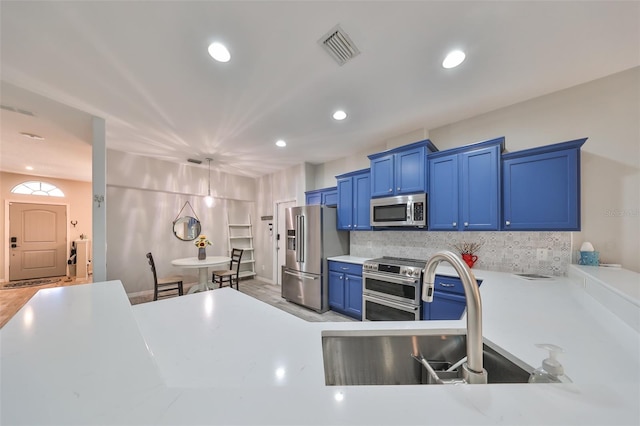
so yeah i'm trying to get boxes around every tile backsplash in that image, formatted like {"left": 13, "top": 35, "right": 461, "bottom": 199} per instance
{"left": 350, "top": 231, "right": 573, "bottom": 276}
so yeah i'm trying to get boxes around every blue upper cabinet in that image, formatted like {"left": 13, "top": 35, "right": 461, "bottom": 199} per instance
{"left": 368, "top": 140, "right": 438, "bottom": 198}
{"left": 305, "top": 186, "right": 338, "bottom": 206}
{"left": 429, "top": 138, "right": 503, "bottom": 231}
{"left": 502, "top": 138, "right": 586, "bottom": 231}
{"left": 428, "top": 154, "right": 459, "bottom": 230}
{"left": 305, "top": 191, "right": 322, "bottom": 205}
{"left": 336, "top": 169, "right": 371, "bottom": 231}
{"left": 370, "top": 154, "right": 395, "bottom": 197}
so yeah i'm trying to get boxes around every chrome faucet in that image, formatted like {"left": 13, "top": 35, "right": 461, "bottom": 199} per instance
{"left": 422, "top": 250, "right": 487, "bottom": 384}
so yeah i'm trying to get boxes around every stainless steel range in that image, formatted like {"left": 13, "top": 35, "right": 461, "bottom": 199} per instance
{"left": 362, "top": 256, "right": 426, "bottom": 321}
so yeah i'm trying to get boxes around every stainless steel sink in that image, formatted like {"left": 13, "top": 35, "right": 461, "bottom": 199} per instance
{"left": 322, "top": 329, "right": 533, "bottom": 385}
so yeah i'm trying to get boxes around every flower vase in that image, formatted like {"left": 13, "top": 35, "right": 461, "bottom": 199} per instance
{"left": 198, "top": 247, "right": 206, "bottom": 260}
{"left": 462, "top": 253, "right": 478, "bottom": 268}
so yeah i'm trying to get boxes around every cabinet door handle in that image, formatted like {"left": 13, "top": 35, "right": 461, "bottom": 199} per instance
{"left": 464, "top": 222, "right": 469, "bottom": 227}
{"left": 388, "top": 188, "right": 392, "bottom": 192}
{"left": 346, "top": 277, "right": 349, "bottom": 281}
{"left": 452, "top": 222, "right": 457, "bottom": 227}
{"left": 439, "top": 282, "right": 455, "bottom": 288}
{"left": 341, "top": 267, "right": 349, "bottom": 270}
{"left": 339, "top": 276, "right": 343, "bottom": 280}
{"left": 397, "top": 187, "right": 400, "bottom": 191}
{"left": 354, "top": 224, "right": 357, "bottom": 228}
{"left": 505, "top": 220, "right": 511, "bottom": 226}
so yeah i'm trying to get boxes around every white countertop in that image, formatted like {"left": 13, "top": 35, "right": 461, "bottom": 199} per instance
{"left": 327, "top": 255, "right": 372, "bottom": 265}
{"left": 569, "top": 264, "right": 640, "bottom": 305}
{"left": 2, "top": 268, "right": 639, "bottom": 425}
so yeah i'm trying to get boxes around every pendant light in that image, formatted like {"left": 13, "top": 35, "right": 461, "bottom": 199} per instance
{"left": 204, "top": 158, "right": 213, "bottom": 207}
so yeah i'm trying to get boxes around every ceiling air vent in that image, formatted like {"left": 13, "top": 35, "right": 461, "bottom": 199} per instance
{"left": 187, "top": 158, "right": 202, "bottom": 164}
{"left": 318, "top": 24, "right": 360, "bottom": 66}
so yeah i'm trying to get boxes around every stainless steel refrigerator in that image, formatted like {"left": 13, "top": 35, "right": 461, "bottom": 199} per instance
{"left": 282, "top": 205, "right": 349, "bottom": 312}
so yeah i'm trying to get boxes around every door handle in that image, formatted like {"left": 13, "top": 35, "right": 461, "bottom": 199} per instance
{"left": 284, "top": 270, "right": 318, "bottom": 280}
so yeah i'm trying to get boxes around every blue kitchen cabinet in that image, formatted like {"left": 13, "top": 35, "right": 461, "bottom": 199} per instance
{"left": 328, "top": 261, "right": 363, "bottom": 320}
{"left": 305, "top": 186, "right": 338, "bottom": 206}
{"left": 328, "top": 270, "right": 345, "bottom": 310}
{"left": 368, "top": 140, "right": 438, "bottom": 198}
{"left": 428, "top": 154, "right": 459, "bottom": 230}
{"left": 336, "top": 169, "right": 371, "bottom": 230}
{"left": 421, "top": 274, "right": 482, "bottom": 320}
{"left": 428, "top": 138, "right": 503, "bottom": 231}
{"left": 305, "top": 191, "right": 322, "bottom": 205}
{"left": 323, "top": 188, "right": 338, "bottom": 206}
{"left": 502, "top": 138, "right": 586, "bottom": 231}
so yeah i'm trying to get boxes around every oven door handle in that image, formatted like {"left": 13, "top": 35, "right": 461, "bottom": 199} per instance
{"left": 363, "top": 271, "right": 420, "bottom": 285}
{"left": 363, "top": 293, "right": 419, "bottom": 312}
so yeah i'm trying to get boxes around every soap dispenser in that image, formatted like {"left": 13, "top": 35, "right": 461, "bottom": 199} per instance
{"left": 528, "top": 343, "right": 572, "bottom": 383}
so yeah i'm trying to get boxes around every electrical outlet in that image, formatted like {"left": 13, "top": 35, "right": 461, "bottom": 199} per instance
{"left": 536, "top": 249, "right": 548, "bottom": 261}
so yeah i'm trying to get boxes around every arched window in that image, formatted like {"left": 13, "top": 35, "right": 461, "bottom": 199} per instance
{"left": 10, "top": 181, "right": 65, "bottom": 197}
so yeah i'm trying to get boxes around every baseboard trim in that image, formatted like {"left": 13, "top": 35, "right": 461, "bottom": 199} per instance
{"left": 255, "top": 276, "right": 274, "bottom": 285}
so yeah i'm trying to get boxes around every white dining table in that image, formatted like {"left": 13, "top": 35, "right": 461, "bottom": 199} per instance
{"left": 171, "top": 256, "right": 231, "bottom": 293}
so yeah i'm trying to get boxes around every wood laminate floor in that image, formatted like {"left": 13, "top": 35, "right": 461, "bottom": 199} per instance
{"left": 0, "top": 276, "right": 93, "bottom": 328}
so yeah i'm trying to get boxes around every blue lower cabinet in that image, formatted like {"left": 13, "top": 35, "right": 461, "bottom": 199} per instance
{"left": 328, "top": 270, "right": 345, "bottom": 311}
{"left": 328, "top": 261, "right": 363, "bottom": 320}
{"left": 429, "top": 292, "right": 467, "bottom": 320}
{"left": 422, "top": 274, "right": 482, "bottom": 320}
{"left": 344, "top": 274, "right": 363, "bottom": 318}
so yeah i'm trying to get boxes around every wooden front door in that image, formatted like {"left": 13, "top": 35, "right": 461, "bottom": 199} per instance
{"left": 9, "top": 203, "right": 67, "bottom": 281}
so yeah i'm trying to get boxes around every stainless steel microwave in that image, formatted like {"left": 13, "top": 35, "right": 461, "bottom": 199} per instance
{"left": 370, "top": 193, "right": 427, "bottom": 228}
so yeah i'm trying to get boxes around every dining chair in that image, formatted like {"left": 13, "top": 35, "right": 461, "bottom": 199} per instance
{"left": 146, "top": 252, "right": 184, "bottom": 301}
{"left": 211, "top": 248, "right": 244, "bottom": 290}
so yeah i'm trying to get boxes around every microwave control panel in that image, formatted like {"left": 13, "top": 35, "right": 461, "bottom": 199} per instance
{"left": 413, "top": 202, "right": 424, "bottom": 221}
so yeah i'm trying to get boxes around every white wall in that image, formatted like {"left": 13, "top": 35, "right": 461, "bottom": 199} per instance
{"left": 254, "top": 164, "right": 305, "bottom": 282}
{"left": 429, "top": 67, "right": 640, "bottom": 272}
{"left": 106, "top": 150, "right": 256, "bottom": 294}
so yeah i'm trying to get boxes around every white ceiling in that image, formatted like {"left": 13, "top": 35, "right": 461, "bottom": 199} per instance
{"left": 1, "top": 1, "right": 638, "bottom": 182}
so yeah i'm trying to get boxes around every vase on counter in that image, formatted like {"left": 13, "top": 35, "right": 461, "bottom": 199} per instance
{"left": 462, "top": 253, "right": 478, "bottom": 268}
{"left": 198, "top": 247, "right": 207, "bottom": 260}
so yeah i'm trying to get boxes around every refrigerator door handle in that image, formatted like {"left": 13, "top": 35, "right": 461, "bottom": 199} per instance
{"left": 284, "top": 269, "right": 319, "bottom": 280}
{"left": 295, "top": 214, "right": 304, "bottom": 263}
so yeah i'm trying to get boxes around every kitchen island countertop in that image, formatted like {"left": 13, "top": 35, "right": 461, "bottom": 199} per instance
{"left": 1, "top": 267, "right": 638, "bottom": 425}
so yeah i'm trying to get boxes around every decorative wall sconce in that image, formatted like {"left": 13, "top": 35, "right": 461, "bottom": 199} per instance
{"left": 94, "top": 195, "right": 105, "bottom": 207}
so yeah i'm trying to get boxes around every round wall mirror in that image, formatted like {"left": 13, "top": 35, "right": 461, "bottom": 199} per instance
{"left": 173, "top": 216, "right": 201, "bottom": 241}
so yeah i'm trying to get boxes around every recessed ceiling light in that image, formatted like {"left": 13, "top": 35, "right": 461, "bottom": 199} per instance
{"left": 442, "top": 50, "right": 466, "bottom": 69}
{"left": 20, "top": 132, "right": 44, "bottom": 140}
{"left": 208, "top": 42, "right": 231, "bottom": 63}
{"left": 333, "top": 110, "right": 347, "bottom": 120}
{"left": 25, "top": 166, "right": 34, "bottom": 171}
{"left": 275, "top": 140, "right": 286, "bottom": 147}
